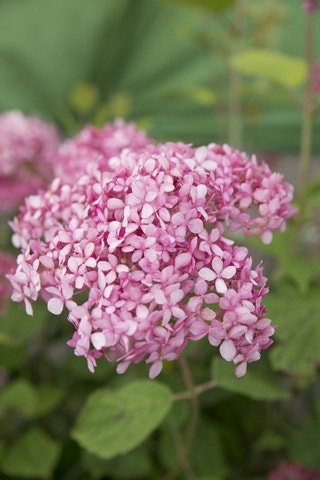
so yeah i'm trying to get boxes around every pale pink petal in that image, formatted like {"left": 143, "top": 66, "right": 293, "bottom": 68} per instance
{"left": 47, "top": 297, "right": 64, "bottom": 315}
{"left": 199, "top": 267, "right": 216, "bottom": 281}
{"left": 220, "top": 339, "right": 236, "bottom": 361}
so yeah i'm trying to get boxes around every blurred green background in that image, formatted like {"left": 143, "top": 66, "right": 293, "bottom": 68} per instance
{"left": 1, "top": 0, "right": 319, "bottom": 151}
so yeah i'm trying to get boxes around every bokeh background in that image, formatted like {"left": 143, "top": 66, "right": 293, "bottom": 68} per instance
{"left": 1, "top": 0, "right": 319, "bottom": 152}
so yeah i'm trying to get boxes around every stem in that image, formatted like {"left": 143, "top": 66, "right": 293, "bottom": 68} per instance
{"left": 178, "top": 355, "right": 200, "bottom": 459}
{"left": 298, "top": 11, "right": 314, "bottom": 197}
{"left": 172, "top": 379, "right": 218, "bottom": 401}
{"left": 228, "top": 0, "right": 246, "bottom": 149}
{"left": 162, "top": 355, "right": 201, "bottom": 480}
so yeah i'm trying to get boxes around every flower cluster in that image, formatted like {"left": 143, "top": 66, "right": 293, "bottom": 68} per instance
{"left": 8, "top": 122, "right": 296, "bottom": 378}
{"left": 269, "top": 461, "right": 320, "bottom": 480}
{"left": 302, "top": 0, "right": 318, "bottom": 12}
{"left": 0, "top": 110, "right": 60, "bottom": 213}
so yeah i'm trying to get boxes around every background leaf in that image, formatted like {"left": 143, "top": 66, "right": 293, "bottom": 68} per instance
{"left": 230, "top": 48, "right": 307, "bottom": 88}
{"left": 267, "top": 284, "right": 320, "bottom": 378}
{"left": 1, "top": 427, "right": 60, "bottom": 478}
{"left": 72, "top": 380, "right": 173, "bottom": 459}
{"left": 211, "top": 356, "right": 289, "bottom": 401}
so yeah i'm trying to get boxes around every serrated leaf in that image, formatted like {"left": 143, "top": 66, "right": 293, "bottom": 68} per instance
{"left": 230, "top": 49, "right": 307, "bottom": 88}
{"left": 72, "top": 380, "right": 172, "bottom": 459}
{"left": 1, "top": 427, "right": 60, "bottom": 478}
{"left": 266, "top": 284, "right": 320, "bottom": 377}
{"left": 211, "top": 357, "right": 289, "bottom": 401}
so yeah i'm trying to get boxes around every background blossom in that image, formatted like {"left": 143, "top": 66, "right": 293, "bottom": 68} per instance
{"left": 0, "top": 110, "right": 60, "bottom": 213}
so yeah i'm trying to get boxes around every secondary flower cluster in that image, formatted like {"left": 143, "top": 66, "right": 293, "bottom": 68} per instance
{"left": 302, "top": 0, "right": 318, "bottom": 12}
{"left": 8, "top": 121, "right": 296, "bottom": 378}
{"left": 0, "top": 110, "right": 59, "bottom": 213}
{"left": 269, "top": 461, "right": 320, "bottom": 480}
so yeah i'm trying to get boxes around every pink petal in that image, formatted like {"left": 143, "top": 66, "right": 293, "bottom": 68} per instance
{"left": 222, "top": 265, "right": 236, "bottom": 279}
{"left": 219, "top": 339, "right": 236, "bottom": 361}
{"left": 188, "top": 218, "right": 203, "bottom": 234}
{"left": 91, "top": 332, "right": 106, "bottom": 350}
{"left": 199, "top": 267, "right": 216, "bottom": 281}
{"left": 215, "top": 278, "right": 227, "bottom": 294}
{"left": 235, "top": 361, "right": 247, "bottom": 377}
{"left": 48, "top": 297, "right": 64, "bottom": 315}
{"left": 149, "top": 360, "right": 163, "bottom": 379}
{"left": 175, "top": 252, "right": 192, "bottom": 269}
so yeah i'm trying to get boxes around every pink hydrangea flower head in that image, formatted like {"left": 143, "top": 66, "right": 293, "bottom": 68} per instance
{"left": 8, "top": 123, "right": 296, "bottom": 378}
{"left": 0, "top": 110, "right": 60, "bottom": 213}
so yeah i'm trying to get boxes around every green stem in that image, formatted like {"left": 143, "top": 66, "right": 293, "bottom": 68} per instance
{"left": 172, "top": 378, "right": 217, "bottom": 402}
{"left": 162, "top": 355, "right": 201, "bottom": 480}
{"left": 178, "top": 355, "right": 200, "bottom": 460}
{"left": 298, "top": 11, "right": 314, "bottom": 198}
{"left": 228, "top": 0, "right": 246, "bottom": 149}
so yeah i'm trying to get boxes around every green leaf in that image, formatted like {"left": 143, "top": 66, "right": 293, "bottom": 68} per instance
{"left": 32, "top": 384, "right": 65, "bottom": 418}
{"left": 0, "top": 301, "right": 47, "bottom": 346}
{"left": 72, "top": 380, "right": 172, "bottom": 459}
{"left": 1, "top": 427, "right": 60, "bottom": 478}
{"left": 159, "top": 417, "right": 226, "bottom": 476}
{"left": 0, "top": 379, "right": 37, "bottom": 418}
{"left": 211, "top": 357, "right": 289, "bottom": 401}
{"left": 267, "top": 284, "right": 320, "bottom": 378}
{"left": 0, "top": 380, "right": 65, "bottom": 420}
{"left": 167, "top": 0, "right": 236, "bottom": 12}
{"left": 230, "top": 48, "right": 307, "bottom": 88}
{"left": 288, "top": 416, "right": 320, "bottom": 469}
{"left": 82, "top": 445, "right": 153, "bottom": 479}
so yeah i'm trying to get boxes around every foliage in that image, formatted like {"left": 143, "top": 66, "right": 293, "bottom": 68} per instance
{"left": 0, "top": 1, "right": 320, "bottom": 479}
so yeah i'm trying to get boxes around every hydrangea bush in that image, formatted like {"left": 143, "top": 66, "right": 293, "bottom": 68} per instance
{"left": 8, "top": 121, "right": 296, "bottom": 379}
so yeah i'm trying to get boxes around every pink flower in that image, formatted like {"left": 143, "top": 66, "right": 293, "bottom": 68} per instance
{"left": 269, "top": 461, "right": 320, "bottom": 480}
{"left": 302, "top": 0, "right": 318, "bottom": 13}
{"left": 8, "top": 122, "right": 296, "bottom": 378}
{"left": 0, "top": 110, "right": 59, "bottom": 213}
{"left": 310, "top": 59, "right": 320, "bottom": 94}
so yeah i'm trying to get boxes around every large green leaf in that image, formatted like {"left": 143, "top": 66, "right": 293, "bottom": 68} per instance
{"left": 211, "top": 357, "right": 289, "bottom": 400}
{"left": 72, "top": 380, "right": 172, "bottom": 459}
{"left": 266, "top": 284, "right": 320, "bottom": 378}
{"left": 1, "top": 427, "right": 60, "bottom": 478}
{"left": 230, "top": 48, "right": 307, "bottom": 88}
